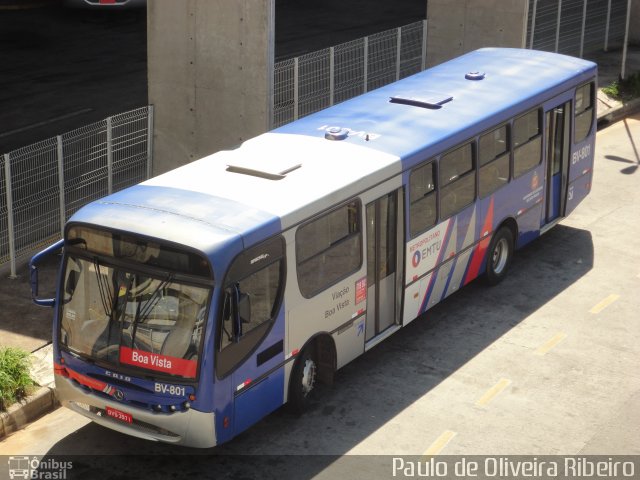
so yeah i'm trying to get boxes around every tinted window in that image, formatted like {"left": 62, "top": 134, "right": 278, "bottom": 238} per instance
{"left": 296, "top": 200, "right": 362, "bottom": 298}
{"left": 67, "top": 225, "right": 212, "bottom": 278}
{"left": 479, "top": 124, "right": 509, "bottom": 166}
{"left": 440, "top": 143, "right": 473, "bottom": 186}
{"left": 409, "top": 162, "right": 437, "bottom": 237}
{"left": 479, "top": 125, "right": 510, "bottom": 197}
{"left": 439, "top": 142, "right": 476, "bottom": 219}
{"left": 217, "top": 236, "right": 285, "bottom": 378}
{"left": 513, "top": 108, "right": 542, "bottom": 178}
{"left": 575, "top": 82, "right": 594, "bottom": 142}
{"left": 220, "top": 261, "right": 281, "bottom": 351}
{"left": 513, "top": 109, "right": 540, "bottom": 147}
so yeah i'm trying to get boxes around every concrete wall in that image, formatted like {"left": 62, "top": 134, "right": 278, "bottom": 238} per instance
{"left": 148, "top": 0, "right": 274, "bottom": 175}
{"left": 426, "top": 0, "right": 529, "bottom": 67}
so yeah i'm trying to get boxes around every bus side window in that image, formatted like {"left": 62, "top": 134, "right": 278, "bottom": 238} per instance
{"left": 439, "top": 141, "right": 476, "bottom": 220}
{"left": 216, "top": 237, "right": 285, "bottom": 378}
{"left": 409, "top": 161, "right": 437, "bottom": 237}
{"left": 574, "top": 82, "right": 594, "bottom": 142}
{"left": 513, "top": 108, "right": 542, "bottom": 178}
{"left": 220, "top": 290, "right": 234, "bottom": 350}
{"left": 295, "top": 200, "right": 362, "bottom": 298}
{"left": 479, "top": 124, "right": 510, "bottom": 197}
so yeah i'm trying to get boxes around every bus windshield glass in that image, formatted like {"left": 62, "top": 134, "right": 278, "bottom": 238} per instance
{"left": 60, "top": 226, "right": 212, "bottom": 380}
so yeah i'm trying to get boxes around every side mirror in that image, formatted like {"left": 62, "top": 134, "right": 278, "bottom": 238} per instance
{"left": 65, "top": 270, "right": 78, "bottom": 296}
{"left": 238, "top": 292, "right": 251, "bottom": 324}
{"left": 230, "top": 284, "right": 251, "bottom": 340}
{"left": 30, "top": 239, "right": 64, "bottom": 308}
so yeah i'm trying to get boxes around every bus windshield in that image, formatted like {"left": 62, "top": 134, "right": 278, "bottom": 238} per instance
{"left": 59, "top": 226, "right": 212, "bottom": 380}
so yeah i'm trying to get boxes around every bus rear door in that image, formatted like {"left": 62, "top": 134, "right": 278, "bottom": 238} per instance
{"left": 544, "top": 100, "right": 571, "bottom": 223}
{"left": 365, "top": 188, "right": 404, "bottom": 346}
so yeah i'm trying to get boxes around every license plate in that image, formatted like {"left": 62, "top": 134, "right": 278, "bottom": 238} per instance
{"left": 105, "top": 406, "right": 133, "bottom": 424}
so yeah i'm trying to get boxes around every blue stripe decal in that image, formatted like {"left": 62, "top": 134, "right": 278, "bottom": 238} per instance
{"left": 440, "top": 257, "right": 458, "bottom": 302}
{"left": 420, "top": 218, "right": 455, "bottom": 314}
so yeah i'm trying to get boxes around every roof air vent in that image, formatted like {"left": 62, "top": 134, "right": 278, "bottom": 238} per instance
{"left": 324, "top": 127, "right": 349, "bottom": 141}
{"left": 465, "top": 71, "right": 485, "bottom": 80}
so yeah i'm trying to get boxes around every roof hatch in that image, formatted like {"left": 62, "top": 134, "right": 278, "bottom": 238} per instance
{"left": 226, "top": 158, "right": 301, "bottom": 180}
{"left": 465, "top": 71, "right": 486, "bottom": 80}
{"left": 389, "top": 93, "right": 453, "bottom": 109}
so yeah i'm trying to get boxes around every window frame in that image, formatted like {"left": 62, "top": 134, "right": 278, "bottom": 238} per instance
{"left": 295, "top": 199, "right": 363, "bottom": 299}
{"left": 215, "top": 235, "right": 286, "bottom": 379}
{"left": 574, "top": 81, "right": 595, "bottom": 143}
{"left": 512, "top": 107, "right": 543, "bottom": 178}
{"left": 438, "top": 140, "right": 477, "bottom": 220}
{"left": 409, "top": 160, "right": 438, "bottom": 238}
{"left": 478, "top": 123, "right": 511, "bottom": 198}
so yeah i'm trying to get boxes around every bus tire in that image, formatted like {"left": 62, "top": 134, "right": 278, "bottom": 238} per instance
{"left": 288, "top": 346, "right": 317, "bottom": 414}
{"left": 485, "top": 226, "right": 513, "bottom": 286}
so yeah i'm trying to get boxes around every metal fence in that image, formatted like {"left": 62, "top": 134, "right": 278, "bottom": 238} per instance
{"left": 272, "top": 20, "right": 427, "bottom": 128}
{"left": 0, "top": 106, "right": 153, "bottom": 277}
{"left": 527, "top": 0, "right": 632, "bottom": 66}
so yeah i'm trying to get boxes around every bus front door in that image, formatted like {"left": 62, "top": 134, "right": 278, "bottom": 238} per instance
{"left": 545, "top": 101, "right": 571, "bottom": 222}
{"left": 365, "top": 189, "right": 403, "bottom": 343}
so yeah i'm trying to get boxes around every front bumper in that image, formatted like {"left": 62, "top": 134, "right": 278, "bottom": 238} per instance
{"left": 56, "top": 375, "right": 216, "bottom": 448}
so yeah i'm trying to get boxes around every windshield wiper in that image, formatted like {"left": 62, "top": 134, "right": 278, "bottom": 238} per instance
{"left": 129, "top": 273, "right": 174, "bottom": 347}
{"left": 93, "top": 257, "right": 114, "bottom": 317}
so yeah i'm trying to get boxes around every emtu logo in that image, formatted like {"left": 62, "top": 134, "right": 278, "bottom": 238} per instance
{"left": 412, "top": 250, "right": 422, "bottom": 268}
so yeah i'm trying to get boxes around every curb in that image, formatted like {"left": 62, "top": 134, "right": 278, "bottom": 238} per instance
{"left": 0, "top": 386, "right": 58, "bottom": 439}
{"left": 597, "top": 96, "right": 640, "bottom": 128}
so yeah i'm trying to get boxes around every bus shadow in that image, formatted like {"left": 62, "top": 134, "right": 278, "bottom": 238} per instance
{"left": 605, "top": 155, "right": 639, "bottom": 175}
{"left": 42, "top": 224, "right": 593, "bottom": 478}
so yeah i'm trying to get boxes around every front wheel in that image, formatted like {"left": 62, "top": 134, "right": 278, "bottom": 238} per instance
{"left": 485, "top": 227, "right": 514, "bottom": 286}
{"left": 288, "top": 347, "right": 317, "bottom": 414}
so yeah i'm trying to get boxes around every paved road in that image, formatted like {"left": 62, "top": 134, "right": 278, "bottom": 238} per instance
{"left": 1, "top": 114, "right": 638, "bottom": 478}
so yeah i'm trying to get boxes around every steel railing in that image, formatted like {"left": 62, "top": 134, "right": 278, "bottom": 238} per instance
{"left": 0, "top": 106, "right": 153, "bottom": 277}
{"left": 272, "top": 20, "right": 427, "bottom": 129}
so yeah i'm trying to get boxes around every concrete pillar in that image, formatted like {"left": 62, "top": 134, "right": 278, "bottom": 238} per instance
{"left": 426, "top": 0, "right": 529, "bottom": 67}
{"left": 148, "top": 0, "right": 275, "bottom": 175}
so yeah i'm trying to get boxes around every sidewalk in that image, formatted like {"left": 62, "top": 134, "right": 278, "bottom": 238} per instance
{"left": 592, "top": 44, "right": 640, "bottom": 126}
{"left": 1, "top": 45, "right": 640, "bottom": 440}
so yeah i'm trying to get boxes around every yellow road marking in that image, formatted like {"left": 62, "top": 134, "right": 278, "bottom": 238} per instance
{"left": 589, "top": 294, "right": 620, "bottom": 314}
{"left": 535, "top": 332, "right": 568, "bottom": 356}
{"left": 475, "top": 378, "right": 511, "bottom": 407}
{"left": 423, "top": 430, "right": 457, "bottom": 456}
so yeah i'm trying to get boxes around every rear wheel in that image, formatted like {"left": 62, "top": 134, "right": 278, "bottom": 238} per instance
{"left": 288, "top": 347, "right": 317, "bottom": 414}
{"left": 485, "top": 227, "right": 514, "bottom": 286}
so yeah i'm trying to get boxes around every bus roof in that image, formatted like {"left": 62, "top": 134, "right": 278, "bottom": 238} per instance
{"left": 72, "top": 48, "right": 596, "bottom": 257}
{"left": 276, "top": 47, "right": 597, "bottom": 160}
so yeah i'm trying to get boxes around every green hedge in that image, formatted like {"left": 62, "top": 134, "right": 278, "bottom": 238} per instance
{"left": 602, "top": 72, "right": 640, "bottom": 101}
{"left": 0, "top": 347, "right": 36, "bottom": 411}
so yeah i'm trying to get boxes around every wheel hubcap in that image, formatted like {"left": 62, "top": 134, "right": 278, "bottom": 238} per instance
{"left": 301, "top": 358, "right": 317, "bottom": 397}
{"left": 492, "top": 238, "right": 509, "bottom": 274}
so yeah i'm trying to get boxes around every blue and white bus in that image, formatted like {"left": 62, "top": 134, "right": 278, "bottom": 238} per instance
{"left": 31, "top": 48, "right": 597, "bottom": 447}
